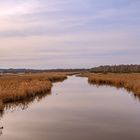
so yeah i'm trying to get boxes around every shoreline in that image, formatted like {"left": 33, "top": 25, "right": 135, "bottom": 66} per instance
{"left": 0, "top": 72, "right": 68, "bottom": 111}
{"left": 84, "top": 73, "right": 140, "bottom": 96}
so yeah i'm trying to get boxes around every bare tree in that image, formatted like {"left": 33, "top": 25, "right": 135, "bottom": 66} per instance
{"left": 90, "top": 64, "right": 140, "bottom": 73}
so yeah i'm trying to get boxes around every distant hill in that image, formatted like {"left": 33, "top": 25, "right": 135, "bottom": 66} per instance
{"left": 0, "top": 68, "right": 88, "bottom": 74}
{"left": 90, "top": 64, "right": 140, "bottom": 73}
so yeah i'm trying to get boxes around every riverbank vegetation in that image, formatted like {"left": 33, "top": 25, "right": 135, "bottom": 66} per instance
{"left": 0, "top": 72, "right": 68, "bottom": 110}
{"left": 86, "top": 73, "right": 140, "bottom": 96}
{"left": 0, "top": 65, "right": 140, "bottom": 110}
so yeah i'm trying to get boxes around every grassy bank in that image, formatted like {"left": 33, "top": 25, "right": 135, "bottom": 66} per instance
{"left": 0, "top": 72, "right": 67, "bottom": 106}
{"left": 84, "top": 73, "right": 140, "bottom": 96}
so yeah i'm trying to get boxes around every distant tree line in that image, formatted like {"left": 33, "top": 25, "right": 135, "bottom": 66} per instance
{"left": 0, "top": 68, "right": 88, "bottom": 74}
{"left": 90, "top": 65, "right": 140, "bottom": 73}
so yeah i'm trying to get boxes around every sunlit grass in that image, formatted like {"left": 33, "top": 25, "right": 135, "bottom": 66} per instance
{"left": 0, "top": 72, "right": 67, "bottom": 105}
{"left": 87, "top": 73, "right": 140, "bottom": 95}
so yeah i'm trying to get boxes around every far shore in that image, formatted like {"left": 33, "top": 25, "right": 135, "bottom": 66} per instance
{"left": 80, "top": 73, "right": 140, "bottom": 97}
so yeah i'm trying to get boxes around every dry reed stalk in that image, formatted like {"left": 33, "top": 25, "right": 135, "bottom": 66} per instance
{"left": 0, "top": 72, "right": 67, "bottom": 103}
{"left": 87, "top": 73, "right": 140, "bottom": 95}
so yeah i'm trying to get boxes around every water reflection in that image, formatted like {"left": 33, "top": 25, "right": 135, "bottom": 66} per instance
{"left": 88, "top": 80, "right": 140, "bottom": 102}
{"left": 4, "top": 91, "right": 51, "bottom": 113}
{"left": 0, "top": 76, "right": 140, "bottom": 140}
{"left": 0, "top": 91, "right": 51, "bottom": 137}
{"left": 0, "top": 110, "right": 4, "bottom": 136}
{"left": 0, "top": 127, "right": 3, "bottom": 136}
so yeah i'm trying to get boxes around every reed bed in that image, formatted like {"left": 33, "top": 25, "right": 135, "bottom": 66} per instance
{"left": 0, "top": 72, "right": 67, "bottom": 105}
{"left": 87, "top": 73, "right": 140, "bottom": 95}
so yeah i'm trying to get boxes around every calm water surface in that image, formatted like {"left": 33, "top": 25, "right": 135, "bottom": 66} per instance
{"left": 0, "top": 76, "right": 140, "bottom": 140}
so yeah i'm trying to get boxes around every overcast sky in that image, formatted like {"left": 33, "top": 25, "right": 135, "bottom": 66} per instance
{"left": 0, "top": 0, "right": 139, "bottom": 69}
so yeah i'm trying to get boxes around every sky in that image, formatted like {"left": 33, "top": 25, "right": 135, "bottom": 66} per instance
{"left": 0, "top": 0, "right": 139, "bottom": 69}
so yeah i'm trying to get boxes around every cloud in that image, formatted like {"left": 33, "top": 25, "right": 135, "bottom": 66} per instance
{"left": 0, "top": 0, "right": 139, "bottom": 68}
{"left": 0, "top": 0, "right": 139, "bottom": 37}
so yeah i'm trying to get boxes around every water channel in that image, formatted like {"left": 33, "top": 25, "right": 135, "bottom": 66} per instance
{"left": 0, "top": 76, "right": 140, "bottom": 140}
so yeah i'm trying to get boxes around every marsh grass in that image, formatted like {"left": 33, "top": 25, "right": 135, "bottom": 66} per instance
{"left": 87, "top": 73, "right": 140, "bottom": 96}
{"left": 0, "top": 100, "right": 4, "bottom": 111}
{"left": 0, "top": 72, "right": 67, "bottom": 104}
{"left": 4, "top": 90, "right": 51, "bottom": 114}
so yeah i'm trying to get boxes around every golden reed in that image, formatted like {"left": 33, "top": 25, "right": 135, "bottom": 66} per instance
{"left": 0, "top": 72, "right": 67, "bottom": 105}
{"left": 88, "top": 73, "right": 140, "bottom": 95}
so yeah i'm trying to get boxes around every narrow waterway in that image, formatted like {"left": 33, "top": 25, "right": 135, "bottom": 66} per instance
{"left": 0, "top": 76, "right": 140, "bottom": 140}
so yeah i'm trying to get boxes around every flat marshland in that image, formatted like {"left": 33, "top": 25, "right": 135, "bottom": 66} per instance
{"left": 1, "top": 71, "right": 140, "bottom": 111}
{"left": 86, "top": 73, "right": 140, "bottom": 96}
{"left": 0, "top": 72, "right": 67, "bottom": 105}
